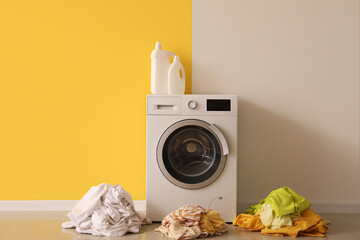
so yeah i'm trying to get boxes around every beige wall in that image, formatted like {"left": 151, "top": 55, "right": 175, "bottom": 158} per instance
{"left": 193, "top": 0, "right": 360, "bottom": 212}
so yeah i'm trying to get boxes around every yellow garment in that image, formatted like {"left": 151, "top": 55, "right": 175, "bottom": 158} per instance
{"left": 261, "top": 209, "right": 328, "bottom": 237}
{"left": 233, "top": 209, "right": 328, "bottom": 238}
{"left": 232, "top": 213, "right": 264, "bottom": 231}
{"left": 199, "top": 210, "right": 226, "bottom": 235}
{"left": 260, "top": 203, "right": 292, "bottom": 230}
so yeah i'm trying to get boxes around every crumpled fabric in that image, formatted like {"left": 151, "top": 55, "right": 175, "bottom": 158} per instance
{"left": 261, "top": 208, "right": 328, "bottom": 237}
{"left": 232, "top": 213, "right": 264, "bottom": 231}
{"left": 247, "top": 187, "right": 311, "bottom": 217}
{"left": 233, "top": 209, "right": 328, "bottom": 237}
{"left": 234, "top": 187, "right": 328, "bottom": 237}
{"left": 246, "top": 199, "right": 265, "bottom": 215}
{"left": 62, "top": 183, "right": 151, "bottom": 237}
{"left": 259, "top": 203, "right": 292, "bottom": 230}
{"left": 155, "top": 205, "right": 228, "bottom": 239}
{"left": 199, "top": 210, "right": 228, "bottom": 237}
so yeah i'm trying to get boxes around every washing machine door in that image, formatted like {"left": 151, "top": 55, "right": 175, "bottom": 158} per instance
{"left": 157, "top": 119, "right": 229, "bottom": 189}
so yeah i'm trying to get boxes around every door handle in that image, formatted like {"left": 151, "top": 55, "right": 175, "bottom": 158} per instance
{"left": 209, "top": 124, "right": 229, "bottom": 155}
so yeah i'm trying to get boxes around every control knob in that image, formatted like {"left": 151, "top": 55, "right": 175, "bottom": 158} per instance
{"left": 187, "top": 100, "right": 197, "bottom": 109}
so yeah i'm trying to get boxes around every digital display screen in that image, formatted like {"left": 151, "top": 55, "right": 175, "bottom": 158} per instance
{"left": 207, "top": 99, "right": 231, "bottom": 111}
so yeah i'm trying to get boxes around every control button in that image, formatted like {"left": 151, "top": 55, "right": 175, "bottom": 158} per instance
{"left": 188, "top": 100, "right": 197, "bottom": 109}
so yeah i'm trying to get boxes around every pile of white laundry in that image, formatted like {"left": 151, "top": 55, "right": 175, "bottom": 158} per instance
{"left": 62, "top": 183, "right": 151, "bottom": 237}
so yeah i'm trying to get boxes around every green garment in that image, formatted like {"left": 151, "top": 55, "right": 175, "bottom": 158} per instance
{"left": 246, "top": 187, "right": 311, "bottom": 217}
{"left": 246, "top": 199, "right": 264, "bottom": 215}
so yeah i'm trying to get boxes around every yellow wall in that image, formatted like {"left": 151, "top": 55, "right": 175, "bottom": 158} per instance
{"left": 0, "top": 0, "right": 191, "bottom": 200}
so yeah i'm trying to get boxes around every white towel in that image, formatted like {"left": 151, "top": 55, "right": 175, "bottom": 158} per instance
{"left": 62, "top": 183, "right": 151, "bottom": 237}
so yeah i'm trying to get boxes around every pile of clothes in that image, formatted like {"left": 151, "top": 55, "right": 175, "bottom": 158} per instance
{"left": 233, "top": 187, "right": 328, "bottom": 237}
{"left": 62, "top": 183, "right": 151, "bottom": 237}
{"left": 155, "top": 205, "right": 228, "bottom": 239}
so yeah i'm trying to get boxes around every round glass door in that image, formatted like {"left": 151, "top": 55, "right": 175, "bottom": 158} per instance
{"left": 157, "top": 119, "right": 227, "bottom": 189}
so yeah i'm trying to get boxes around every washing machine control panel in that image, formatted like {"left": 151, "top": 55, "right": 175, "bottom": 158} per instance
{"left": 147, "top": 95, "right": 237, "bottom": 116}
{"left": 182, "top": 96, "right": 236, "bottom": 115}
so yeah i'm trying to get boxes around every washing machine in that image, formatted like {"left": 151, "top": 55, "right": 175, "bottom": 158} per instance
{"left": 146, "top": 95, "right": 237, "bottom": 222}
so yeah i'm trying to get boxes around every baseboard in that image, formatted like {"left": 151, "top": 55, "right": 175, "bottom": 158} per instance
{"left": 2, "top": 200, "right": 358, "bottom": 213}
{"left": 309, "top": 203, "right": 360, "bottom": 213}
{"left": 237, "top": 202, "right": 360, "bottom": 214}
{"left": 0, "top": 200, "right": 146, "bottom": 212}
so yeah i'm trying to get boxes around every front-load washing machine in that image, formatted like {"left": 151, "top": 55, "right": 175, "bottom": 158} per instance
{"left": 146, "top": 95, "right": 237, "bottom": 222}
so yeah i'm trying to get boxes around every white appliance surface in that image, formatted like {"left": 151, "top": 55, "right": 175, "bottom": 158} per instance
{"left": 146, "top": 94, "right": 238, "bottom": 222}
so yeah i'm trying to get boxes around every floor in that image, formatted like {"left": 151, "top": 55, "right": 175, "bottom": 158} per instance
{"left": 0, "top": 212, "right": 359, "bottom": 240}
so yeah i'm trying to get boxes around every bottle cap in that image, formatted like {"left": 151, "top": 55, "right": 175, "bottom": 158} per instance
{"left": 155, "top": 41, "right": 162, "bottom": 49}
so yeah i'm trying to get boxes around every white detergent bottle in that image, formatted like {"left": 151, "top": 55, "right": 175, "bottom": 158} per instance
{"left": 150, "top": 41, "right": 175, "bottom": 94}
{"left": 168, "top": 55, "right": 185, "bottom": 95}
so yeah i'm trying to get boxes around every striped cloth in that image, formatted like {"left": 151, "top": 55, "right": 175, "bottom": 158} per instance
{"left": 155, "top": 205, "right": 227, "bottom": 240}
